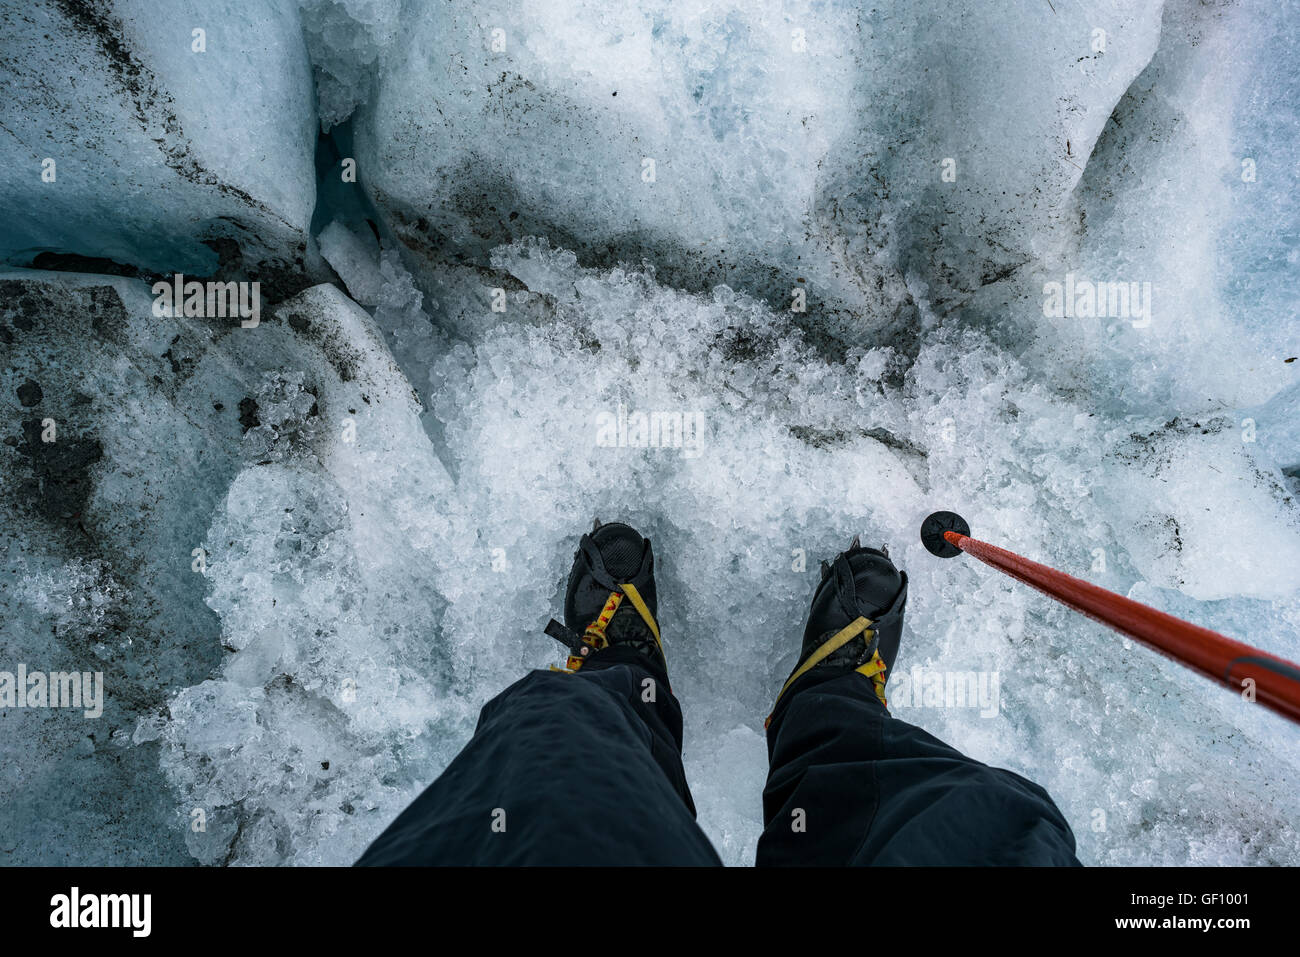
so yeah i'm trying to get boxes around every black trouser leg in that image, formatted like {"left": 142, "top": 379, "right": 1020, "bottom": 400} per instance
{"left": 756, "top": 669, "right": 1080, "bottom": 866}
{"left": 355, "top": 647, "right": 721, "bottom": 865}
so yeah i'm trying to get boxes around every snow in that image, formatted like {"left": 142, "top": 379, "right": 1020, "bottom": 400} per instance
{"left": 1, "top": 0, "right": 1299, "bottom": 867}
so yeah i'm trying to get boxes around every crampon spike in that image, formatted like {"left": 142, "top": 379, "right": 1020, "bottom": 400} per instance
{"left": 921, "top": 510, "right": 1300, "bottom": 726}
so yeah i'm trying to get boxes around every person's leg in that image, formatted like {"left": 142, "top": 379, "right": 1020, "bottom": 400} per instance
{"left": 355, "top": 650, "right": 718, "bottom": 865}
{"left": 758, "top": 669, "right": 1078, "bottom": 865}
{"left": 356, "top": 523, "right": 721, "bottom": 866}
{"left": 755, "top": 540, "right": 1079, "bottom": 866}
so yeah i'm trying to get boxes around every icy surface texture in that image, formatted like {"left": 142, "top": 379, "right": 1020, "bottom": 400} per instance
{"left": 263, "top": 224, "right": 1300, "bottom": 865}
{"left": 1219, "top": 4, "right": 1300, "bottom": 361}
{"left": 1, "top": 272, "right": 230, "bottom": 863}
{"left": 1249, "top": 380, "right": 1300, "bottom": 479}
{"left": 155, "top": 285, "right": 466, "bottom": 865}
{"left": 297, "top": 0, "right": 400, "bottom": 130}
{"left": 1021, "top": 0, "right": 1298, "bottom": 415}
{"left": 353, "top": 0, "right": 1162, "bottom": 330}
{"left": 0, "top": 271, "right": 458, "bottom": 864}
{"left": 403, "top": 240, "right": 1300, "bottom": 866}
{"left": 0, "top": 0, "right": 318, "bottom": 277}
{"left": 2, "top": 0, "right": 1299, "bottom": 869}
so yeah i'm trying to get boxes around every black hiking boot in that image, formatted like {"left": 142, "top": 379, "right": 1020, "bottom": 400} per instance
{"left": 767, "top": 536, "right": 908, "bottom": 725}
{"left": 544, "top": 519, "right": 667, "bottom": 675}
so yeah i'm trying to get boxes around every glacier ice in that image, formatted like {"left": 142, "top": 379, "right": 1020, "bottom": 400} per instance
{"left": 352, "top": 0, "right": 1164, "bottom": 333}
{"left": 0, "top": 0, "right": 319, "bottom": 279}
{"left": 1, "top": 0, "right": 1299, "bottom": 868}
{"left": 297, "top": 0, "right": 401, "bottom": 131}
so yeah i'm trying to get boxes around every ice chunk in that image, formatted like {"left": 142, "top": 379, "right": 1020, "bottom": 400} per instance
{"left": 1250, "top": 380, "right": 1300, "bottom": 472}
{"left": 1027, "top": 0, "right": 1295, "bottom": 413}
{"left": 150, "top": 284, "right": 463, "bottom": 864}
{"left": 0, "top": 269, "right": 455, "bottom": 863}
{"left": 318, "top": 220, "right": 383, "bottom": 306}
{"left": 0, "top": 0, "right": 318, "bottom": 277}
{"left": 1217, "top": 3, "right": 1300, "bottom": 366}
{"left": 354, "top": 0, "right": 1162, "bottom": 330}
{"left": 1096, "top": 416, "right": 1300, "bottom": 601}
{"left": 297, "top": 0, "right": 401, "bottom": 130}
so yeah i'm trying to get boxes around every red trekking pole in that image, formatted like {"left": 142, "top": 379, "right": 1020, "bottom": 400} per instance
{"left": 920, "top": 511, "right": 1300, "bottom": 726}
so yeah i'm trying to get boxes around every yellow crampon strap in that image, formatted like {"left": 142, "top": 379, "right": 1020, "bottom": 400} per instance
{"left": 561, "top": 591, "right": 622, "bottom": 670}
{"left": 557, "top": 583, "right": 664, "bottom": 673}
{"left": 764, "top": 616, "right": 887, "bottom": 729}
{"left": 583, "top": 591, "right": 623, "bottom": 648}
{"left": 855, "top": 649, "right": 889, "bottom": 710}
{"left": 618, "top": 582, "right": 664, "bottom": 662}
